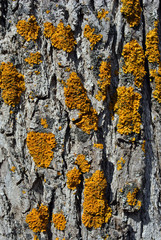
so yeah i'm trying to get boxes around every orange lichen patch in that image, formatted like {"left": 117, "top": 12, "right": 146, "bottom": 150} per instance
{"left": 26, "top": 204, "right": 49, "bottom": 233}
{"left": 121, "top": 0, "right": 142, "bottom": 27}
{"left": 82, "top": 170, "right": 112, "bottom": 229}
{"left": 64, "top": 72, "right": 98, "bottom": 134}
{"left": 66, "top": 167, "right": 81, "bottom": 190}
{"left": 114, "top": 86, "right": 142, "bottom": 135}
{"left": 52, "top": 212, "right": 66, "bottom": 231}
{"left": 33, "top": 235, "right": 39, "bottom": 240}
{"left": 35, "top": 71, "right": 40, "bottom": 75}
{"left": 58, "top": 126, "right": 62, "bottom": 131}
{"left": 16, "top": 15, "right": 40, "bottom": 41}
{"left": 0, "top": 62, "right": 25, "bottom": 107}
{"left": 97, "top": 9, "right": 109, "bottom": 20}
{"left": 117, "top": 157, "right": 126, "bottom": 171}
{"left": 142, "top": 140, "right": 146, "bottom": 153}
{"left": 122, "top": 40, "right": 146, "bottom": 88}
{"left": 127, "top": 188, "right": 141, "bottom": 210}
{"left": 44, "top": 21, "right": 76, "bottom": 52}
{"left": 75, "top": 154, "right": 90, "bottom": 173}
{"left": 41, "top": 118, "right": 48, "bottom": 128}
{"left": 22, "top": 190, "right": 26, "bottom": 194}
{"left": 65, "top": 67, "right": 71, "bottom": 72}
{"left": 10, "top": 166, "right": 16, "bottom": 172}
{"left": 46, "top": 10, "right": 50, "bottom": 14}
{"left": 93, "top": 143, "right": 104, "bottom": 149}
{"left": 145, "top": 21, "right": 160, "bottom": 64}
{"left": 10, "top": 110, "right": 13, "bottom": 114}
{"left": 25, "top": 52, "right": 42, "bottom": 66}
{"left": 96, "top": 61, "right": 111, "bottom": 101}
{"left": 26, "top": 132, "right": 56, "bottom": 168}
{"left": 84, "top": 25, "right": 102, "bottom": 50}
{"left": 152, "top": 63, "right": 161, "bottom": 103}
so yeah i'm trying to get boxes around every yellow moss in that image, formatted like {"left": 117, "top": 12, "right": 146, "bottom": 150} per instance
{"left": 75, "top": 154, "right": 90, "bottom": 173}
{"left": 117, "top": 157, "right": 126, "bottom": 171}
{"left": 0, "top": 62, "right": 25, "bottom": 107}
{"left": 82, "top": 170, "right": 112, "bottom": 229}
{"left": 16, "top": 15, "right": 40, "bottom": 41}
{"left": 97, "top": 9, "right": 109, "bottom": 20}
{"left": 26, "top": 204, "right": 49, "bottom": 233}
{"left": 95, "top": 61, "right": 111, "bottom": 101}
{"left": 52, "top": 212, "right": 66, "bottom": 230}
{"left": 152, "top": 63, "right": 161, "bottom": 103}
{"left": 41, "top": 118, "right": 48, "bottom": 128}
{"left": 121, "top": 0, "right": 142, "bottom": 27}
{"left": 25, "top": 52, "right": 42, "bottom": 66}
{"left": 26, "top": 132, "right": 56, "bottom": 168}
{"left": 10, "top": 166, "right": 16, "bottom": 172}
{"left": 64, "top": 72, "right": 98, "bottom": 134}
{"left": 114, "top": 86, "right": 142, "bottom": 135}
{"left": 127, "top": 188, "right": 141, "bottom": 209}
{"left": 142, "top": 140, "right": 146, "bottom": 153}
{"left": 84, "top": 25, "right": 102, "bottom": 50}
{"left": 122, "top": 40, "right": 146, "bottom": 88}
{"left": 66, "top": 167, "right": 81, "bottom": 190}
{"left": 44, "top": 21, "right": 76, "bottom": 52}
{"left": 145, "top": 21, "right": 160, "bottom": 63}
{"left": 93, "top": 143, "right": 104, "bottom": 149}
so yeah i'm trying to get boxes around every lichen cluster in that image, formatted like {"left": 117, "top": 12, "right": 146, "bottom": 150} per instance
{"left": 97, "top": 9, "right": 109, "bottom": 20}
{"left": 114, "top": 86, "right": 142, "bottom": 135}
{"left": 122, "top": 40, "right": 146, "bottom": 88}
{"left": 150, "top": 63, "right": 161, "bottom": 103}
{"left": 44, "top": 21, "right": 76, "bottom": 52}
{"left": 95, "top": 60, "right": 111, "bottom": 101}
{"left": 120, "top": 0, "right": 142, "bottom": 27}
{"left": 52, "top": 212, "right": 66, "bottom": 230}
{"left": 16, "top": 15, "right": 40, "bottom": 41}
{"left": 66, "top": 167, "right": 81, "bottom": 190}
{"left": 145, "top": 21, "right": 160, "bottom": 64}
{"left": 25, "top": 52, "right": 42, "bottom": 66}
{"left": 127, "top": 188, "right": 141, "bottom": 210}
{"left": 64, "top": 72, "right": 98, "bottom": 134}
{"left": 0, "top": 62, "right": 25, "bottom": 106}
{"left": 26, "top": 131, "right": 56, "bottom": 168}
{"left": 93, "top": 143, "right": 104, "bottom": 149}
{"left": 82, "top": 170, "right": 112, "bottom": 229}
{"left": 117, "top": 157, "right": 126, "bottom": 171}
{"left": 75, "top": 154, "right": 90, "bottom": 173}
{"left": 41, "top": 118, "right": 48, "bottom": 128}
{"left": 26, "top": 204, "right": 49, "bottom": 233}
{"left": 84, "top": 25, "right": 102, "bottom": 50}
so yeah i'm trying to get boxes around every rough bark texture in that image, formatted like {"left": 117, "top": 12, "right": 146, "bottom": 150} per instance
{"left": 0, "top": 0, "right": 161, "bottom": 239}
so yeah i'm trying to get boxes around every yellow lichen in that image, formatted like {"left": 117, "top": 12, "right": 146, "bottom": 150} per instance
{"left": 26, "top": 132, "right": 56, "bottom": 168}
{"left": 10, "top": 166, "right": 16, "bottom": 172}
{"left": 52, "top": 212, "right": 66, "bottom": 231}
{"left": 44, "top": 21, "right": 76, "bottom": 52}
{"left": 145, "top": 21, "right": 160, "bottom": 64}
{"left": 66, "top": 167, "right": 81, "bottom": 190}
{"left": 16, "top": 15, "right": 40, "bottom": 41}
{"left": 64, "top": 72, "right": 98, "bottom": 134}
{"left": 127, "top": 188, "right": 141, "bottom": 210}
{"left": 65, "top": 67, "right": 71, "bottom": 72}
{"left": 33, "top": 235, "right": 39, "bottom": 240}
{"left": 153, "top": 63, "right": 161, "bottom": 103}
{"left": 35, "top": 71, "right": 40, "bottom": 75}
{"left": 95, "top": 61, "right": 111, "bottom": 101}
{"left": 93, "top": 143, "right": 104, "bottom": 149}
{"left": 0, "top": 62, "right": 25, "bottom": 107}
{"left": 121, "top": 0, "right": 142, "bottom": 27}
{"left": 46, "top": 10, "right": 50, "bottom": 14}
{"left": 41, "top": 118, "right": 48, "bottom": 128}
{"left": 75, "top": 154, "right": 90, "bottom": 173}
{"left": 84, "top": 25, "right": 102, "bottom": 50}
{"left": 26, "top": 204, "right": 49, "bottom": 233}
{"left": 142, "top": 140, "right": 146, "bottom": 153}
{"left": 97, "top": 9, "right": 109, "bottom": 20}
{"left": 82, "top": 170, "right": 112, "bottom": 229}
{"left": 114, "top": 86, "right": 142, "bottom": 135}
{"left": 58, "top": 126, "right": 62, "bottom": 131}
{"left": 25, "top": 52, "right": 42, "bottom": 66}
{"left": 122, "top": 40, "right": 146, "bottom": 88}
{"left": 117, "top": 157, "right": 126, "bottom": 171}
